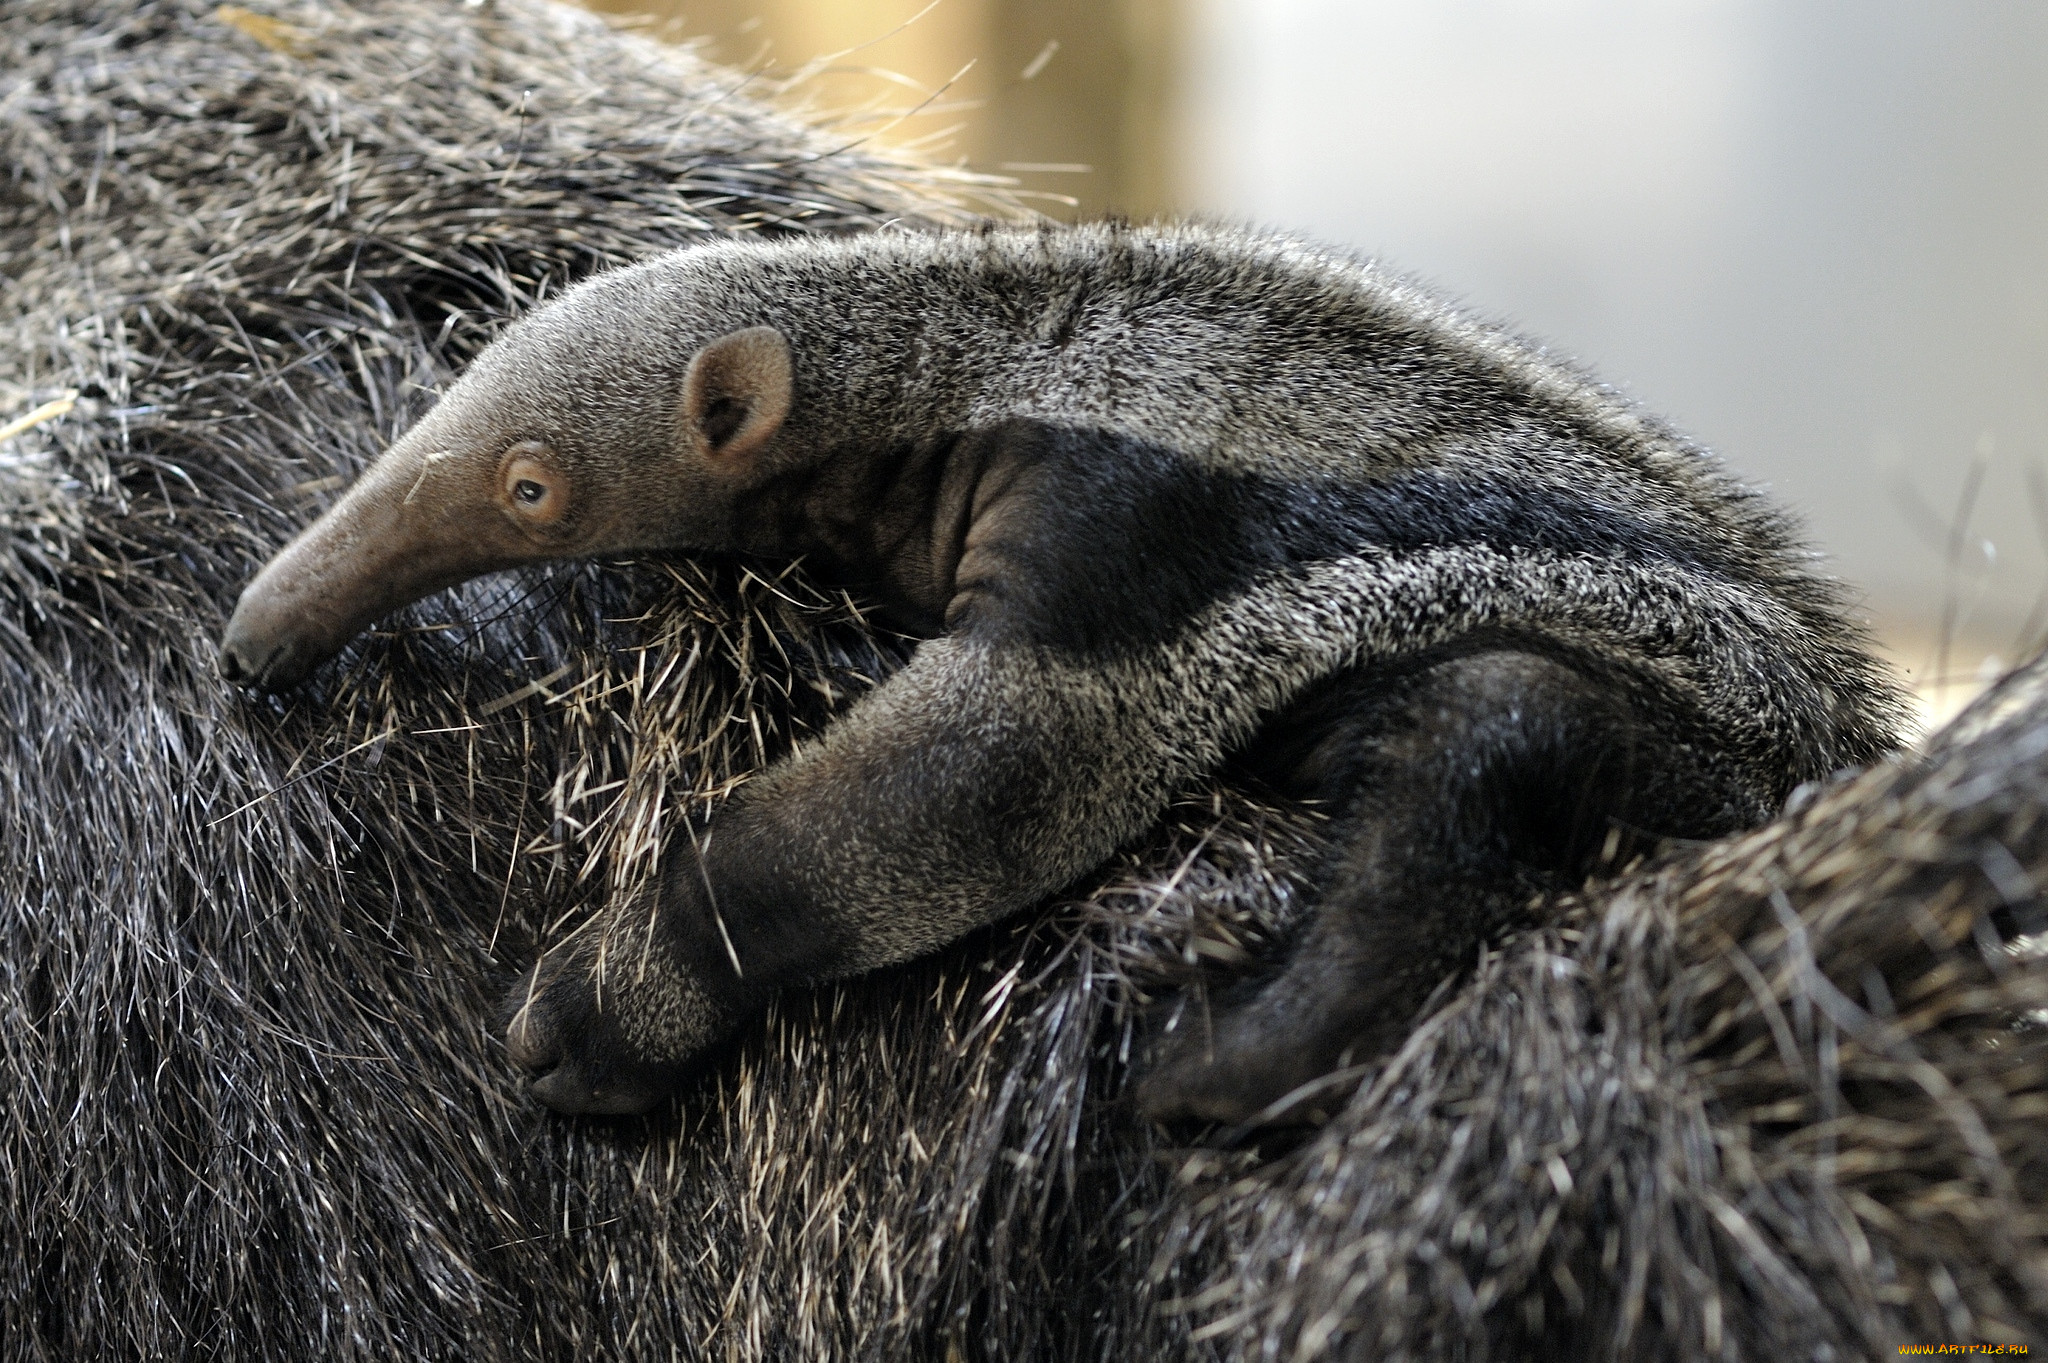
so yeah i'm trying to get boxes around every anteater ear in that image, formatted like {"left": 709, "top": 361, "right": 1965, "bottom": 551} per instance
{"left": 681, "top": 326, "right": 792, "bottom": 465}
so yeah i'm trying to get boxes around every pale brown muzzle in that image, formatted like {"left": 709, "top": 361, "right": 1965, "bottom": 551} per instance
{"left": 219, "top": 455, "right": 515, "bottom": 691}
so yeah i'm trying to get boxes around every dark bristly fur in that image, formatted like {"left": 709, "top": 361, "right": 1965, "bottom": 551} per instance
{"left": 5, "top": 0, "right": 2047, "bottom": 1358}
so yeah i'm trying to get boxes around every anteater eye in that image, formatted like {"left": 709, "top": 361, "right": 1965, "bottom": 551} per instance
{"left": 499, "top": 443, "right": 567, "bottom": 527}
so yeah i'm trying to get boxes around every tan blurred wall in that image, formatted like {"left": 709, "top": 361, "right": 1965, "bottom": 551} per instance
{"left": 576, "top": 0, "right": 1178, "bottom": 218}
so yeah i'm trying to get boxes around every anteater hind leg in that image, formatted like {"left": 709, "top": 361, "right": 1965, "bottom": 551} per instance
{"left": 1136, "top": 649, "right": 1763, "bottom": 1127}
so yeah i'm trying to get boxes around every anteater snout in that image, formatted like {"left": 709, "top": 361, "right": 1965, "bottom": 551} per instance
{"left": 219, "top": 590, "right": 312, "bottom": 692}
{"left": 217, "top": 633, "right": 290, "bottom": 690}
{"left": 216, "top": 627, "right": 262, "bottom": 685}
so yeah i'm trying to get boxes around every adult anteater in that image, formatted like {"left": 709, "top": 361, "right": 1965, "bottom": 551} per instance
{"left": 4, "top": 1, "right": 2045, "bottom": 1358}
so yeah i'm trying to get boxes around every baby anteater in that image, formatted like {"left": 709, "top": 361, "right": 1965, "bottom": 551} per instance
{"left": 218, "top": 222, "right": 1906, "bottom": 1122}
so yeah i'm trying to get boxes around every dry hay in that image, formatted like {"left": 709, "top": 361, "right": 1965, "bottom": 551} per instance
{"left": 4, "top": 1, "right": 2046, "bottom": 1358}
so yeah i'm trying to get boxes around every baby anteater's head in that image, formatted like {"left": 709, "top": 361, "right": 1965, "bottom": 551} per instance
{"left": 219, "top": 256, "right": 796, "bottom": 691}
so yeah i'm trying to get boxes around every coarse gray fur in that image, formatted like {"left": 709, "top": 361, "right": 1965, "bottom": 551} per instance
{"left": 221, "top": 220, "right": 1908, "bottom": 1120}
{"left": 14, "top": 0, "right": 2045, "bottom": 1356}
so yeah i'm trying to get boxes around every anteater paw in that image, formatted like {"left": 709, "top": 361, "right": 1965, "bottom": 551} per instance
{"left": 502, "top": 949, "right": 681, "bottom": 1115}
{"left": 1134, "top": 988, "right": 1394, "bottom": 1129}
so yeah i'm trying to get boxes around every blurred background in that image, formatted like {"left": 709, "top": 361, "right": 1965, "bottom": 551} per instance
{"left": 580, "top": 0, "right": 2048, "bottom": 729}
